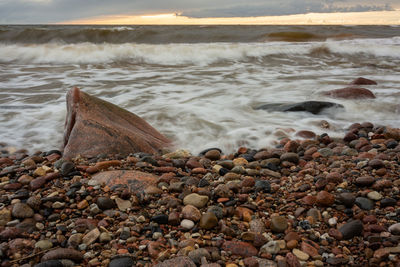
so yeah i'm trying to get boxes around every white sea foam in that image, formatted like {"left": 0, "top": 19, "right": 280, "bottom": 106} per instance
{"left": 1, "top": 37, "right": 400, "bottom": 65}
{"left": 0, "top": 38, "right": 400, "bottom": 154}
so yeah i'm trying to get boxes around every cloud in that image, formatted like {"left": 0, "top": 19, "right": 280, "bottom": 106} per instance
{"left": 0, "top": 0, "right": 396, "bottom": 24}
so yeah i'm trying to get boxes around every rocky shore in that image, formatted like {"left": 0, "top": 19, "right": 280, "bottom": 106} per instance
{"left": 0, "top": 122, "right": 400, "bottom": 267}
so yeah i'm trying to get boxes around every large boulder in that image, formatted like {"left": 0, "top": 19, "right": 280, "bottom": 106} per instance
{"left": 63, "top": 87, "right": 171, "bottom": 159}
{"left": 255, "top": 101, "right": 343, "bottom": 115}
{"left": 322, "top": 87, "right": 375, "bottom": 99}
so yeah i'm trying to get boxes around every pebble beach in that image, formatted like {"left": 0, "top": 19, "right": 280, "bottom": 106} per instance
{"left": 1, "top": 122, "right": 400, "bottom": 266}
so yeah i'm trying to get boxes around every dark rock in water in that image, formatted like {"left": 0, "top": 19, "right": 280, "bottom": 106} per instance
{"left": 62, "top": 87, "right": 171, "bottom": 159}
{"left": 350, "top": 77, "right": 377, "bottom": 85}
{"left": 322, "top": 87, "right": 375, "bottom": 99}
{"left": 109, "top": 257, "right": 135, "bottom": 267}
{"left": 355, "top": 197, "right": 374, "bottom": 210}
{"left": 255, "top": 101, "right": 343, "bottom": 115}
{"left": 60, "top": 161, "right": 75, "bottom": 176}
{"left": 339, "top": 220, "right": 363, "bottom": 239}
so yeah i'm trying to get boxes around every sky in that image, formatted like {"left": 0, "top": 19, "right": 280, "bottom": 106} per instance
{"left": 0, "top": 0, "right": 399, "bottom": 24}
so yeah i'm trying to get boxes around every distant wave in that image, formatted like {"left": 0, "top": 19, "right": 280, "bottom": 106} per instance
{"left": 0, "top": 38, "right": 399, "bottom": 65}
{"left": 0, "top": 25, "right": 399, "bottom": 44}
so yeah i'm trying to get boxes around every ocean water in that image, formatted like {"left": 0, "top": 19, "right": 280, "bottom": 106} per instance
{"left": 0, "top": 25, "right": 399, "bottom": 154}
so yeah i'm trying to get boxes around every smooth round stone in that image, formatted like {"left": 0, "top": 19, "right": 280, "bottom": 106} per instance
{"left": 52, "top": 202, "right": 65, "bottom": 209}
{"left": 182, "top": 205, "right": 201, "bottom": 222}
{"left": 99, "top": 232, "right": 112, "bottom": 243}
{"left": 180, "top": 219, "right": 195, "bottom": 230}
{"left": 96, "top": 197, "right": 115, "bottom": 210}
{"left": 380, "top": 198, "right": 397, "bottom": 207}
{"left": 367, "top": 191, "right": 382, "bottom": 201}
{"left": 355, "top": 176, "right": 375, "bottom": 186}
{"left": 328, "top": 217, "right": 337, "bottom": 226}
{"left": 338, "top": 193, "right": 355, "bottom": 208}
{"left": 260, "top": 241, "right": 280, "bottom": 254}
{"left": 109, "top": 257, "right": 134, "bottom": 267}
{"left": 183, "top": 193, "right": 209, "bottom": 208}
{"left": 280, "top": 153, "right": 299, "bottom": 164}
{"left": 151, "top": 214, "right": 169, "bottom": 224}
{"left": 368, "top": 159, "right": 384, "bottom": 169}
{"left": 250, "top": 219, "right": 266, "bottom": 233}
{"left": 60, "top": 161, "right": 75, "bottom": 176}
{"left": 355, "top": 197, "right": 374, "bottom": 210}
{"left": 34, "top": 260, "right": 64, "bottom": 267}
{"left": 318, "top": 148, "right": 333, "bottom": 157}
{"left": 316, "top": 191, "right": 335, "bottom": 206}
{"left": 270, "top": 216, "right": 288, "bottom": 233}
{"left": 339, "top": 220, "right": 363, "bottom": 239}
{"left": 199, "top": 212, "right": 218, "bottom": 230}
{"left": 12, "top": 202, "right": 34, "bottom": 218}
{"left": 388, "top": 223, "right": 400, "bottom": 235}
{"left": 35, "top": 240, "right": 53, "bottom": 250}
{"left": 204, "top": 149, "right": 221, "bottom": 161}
{"left": 207, "top": 206, "right": 224, "bottom": 220}
{"left": 293, "top": 248, "right": 309, "bottom": 261}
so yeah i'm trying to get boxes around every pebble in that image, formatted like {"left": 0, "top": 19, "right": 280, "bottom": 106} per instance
{"left": 41, "top": 248, "right": 83, "bottom": 262}
{"left": 280, "top": 152, "right": 299, "bottom": 164}
{"left": 181, "top": 219, "right": 195, "bottom": 230}
{"left": 115, "top": 197, "right": 131, "bottom": 211}
{"left": 388, "top": 223, "right": 400, "bottom": 235}
{"left": 12, "top": 202, "right": 34, "bottom": 218}
{"left": 109, "top": 257, "right": 135, "bottom": 267}
{"left": 182, "top": 205, "right": 202, "bottom": 221}
{"left": 199, "top": 212, "right": 218, "bottom": 229}
{"left": 367, "top": 191, "right": 382, "bottom": 200}
{"left": 339, "top": 220, "right": 363, "bottom": 239}
{"left": 188, "top": 248, "right": 211, "bottom": 264}
{"left": 183, "top": 193, "right": 209, "bottom": 208}
{"left": 355, "top": 197, "right": 374, "bottom": 210}
{"left": 293, "top": 248, "right": 310, "bottom": 261}
{"left": 260, "top": 241, "right": 280, "bottom": 254}
{"left": 82, "top": 227, "right": 100, "bottom": 246}
{"left": 270, "top": 216, "right": 288, "bottom": 233}
{"left": 35, "top": 239, "right": 53, "bottom": 250}
{"left": 96, "top": 196, "right": 115, "bottom": 210}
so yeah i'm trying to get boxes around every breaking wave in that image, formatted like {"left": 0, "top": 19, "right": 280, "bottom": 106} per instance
{"left": 0, "top": 37, "right": 399, "bottom": 65}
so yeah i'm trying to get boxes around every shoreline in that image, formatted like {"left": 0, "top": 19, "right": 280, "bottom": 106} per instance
{"left": 0, "top": 122, "right": 399, "bottom": 266}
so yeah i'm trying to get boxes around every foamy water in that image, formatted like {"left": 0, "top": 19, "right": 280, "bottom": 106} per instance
{"left": 0, "top": 25, "right": 399, "bottom": 154}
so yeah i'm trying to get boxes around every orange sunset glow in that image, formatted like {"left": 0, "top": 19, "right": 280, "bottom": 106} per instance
{"left": 63, "top": 10, "right": 400, "bottom": 25}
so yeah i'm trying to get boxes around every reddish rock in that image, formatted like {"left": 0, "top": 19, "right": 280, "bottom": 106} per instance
{"left": 41, "top": 248, "right": 83, "bottom": 262}
{"left": 350, "top": 77, "right": 377, "bottom": 85}
{"left": 182, "top": 205, "right": 201, "bottom": 222}
{"left": 316, "top": 191, "right": 335, "bottom": 206}
{"left": 186, "top": 158, "right": 203, "bottom": 169}
{"left": 285, "top": 232, "right": 301, "bottom": 242}
{"left": 243, "top": 257, "right": 259, "bottom": 267}
{"left": 204, "top": 149, "right": 221, "bottom": 161}
{"left": 300, "top": 241, "right": 319, "bottom": 257}
{"left": 147, "top": 241, "right": 165, "bottom": 258}
{"left": 286, "top": 252, "right": 301, "bottom": 267}
{"left": 92, "top": 170, "right": 158, "bottom": 193}
{"left": 0, "top": 157, "right": 13, "bottom": 167}
{"left": 301, "top": 195, "right": 316, "bottom": 205}
{"left": 284, "top": 141, "right": 299, "bottom": 153}
{"left": 222, "top": 241, "right": 258, "bottom": 257}
{"left": 296, "top": 130, "right": 316, "bottom": 139}
{"left": 322, "top": 87, "right": 376, "bottom": 99}
{"left": 0, "top": 227, "right": 23, "bottom": 240}
{"left": 326, "top": 172, "right": 343, "bottom": 183}
{"left": 355, "top": 176, "right": 375, "bottom": 186}
{"left": 62, "top": 87, "right": 171, "bottom": 159}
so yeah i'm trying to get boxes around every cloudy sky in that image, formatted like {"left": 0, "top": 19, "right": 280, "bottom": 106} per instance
{"left": 0, "top": 0, "right": 399, "bottom": 24}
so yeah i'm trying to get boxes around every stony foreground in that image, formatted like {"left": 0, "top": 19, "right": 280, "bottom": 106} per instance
{"left": 0, "top": 122, "right": 400, "bottom": 267}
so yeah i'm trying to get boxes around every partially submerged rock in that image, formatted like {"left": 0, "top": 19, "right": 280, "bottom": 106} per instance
{"left": 322, "top": 87, "right": 375, "bottom": 99}
{"left": 350, "top": 77, "right": 377, "bottom": 85}
{"left": 63, "top": 87, "right": 171, "bottom": 159}
{"left": 255, "top": 101, "right": 343, "bottom": 115}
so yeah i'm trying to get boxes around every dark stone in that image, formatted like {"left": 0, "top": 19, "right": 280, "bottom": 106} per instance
{"left": 323, "top": 87, "right": 376, "bottom": 99}
{"left": 198, "top": 178, "right": 210, "bottom": 187}
{"left": 60, "top": 161, "right": 75, "bottom": 176}
{"left": 96, "top": 197, "right": 115, "bottom": 210}
{"left": 380, "top": 198, "right": 397, "bottom": 208}
{"left": 355, "top": 197, "right": 374, "bottom": 210}
{"left": 350, "top": 77, "right": 377, "bottom": 85}
{"left": 109, "top": 257, "right": 135, "bottom": 267}
{"left": 151, "top": 214, "right": 169, "bottom": 224}
{"left": 255, "top": 180, "right": 271, "bottom": 193}
{"left": 199, "top": 148, "right": 222, "bottom": 155}
{"left": 255, "top": 101, "right": 343, "bottom": 115}
{"left": 339, "top": 220, "right": 363, "bottom": 239}
{"left": 338, "top": 192, "right": 356, "bottom": 208}
{"left": 34, "top": 260, "right": 64, "bottom": 267}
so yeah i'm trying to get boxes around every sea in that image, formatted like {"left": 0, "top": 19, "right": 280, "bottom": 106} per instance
{"left": 0, "top": 25, "right": 399, "bottom": 154}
